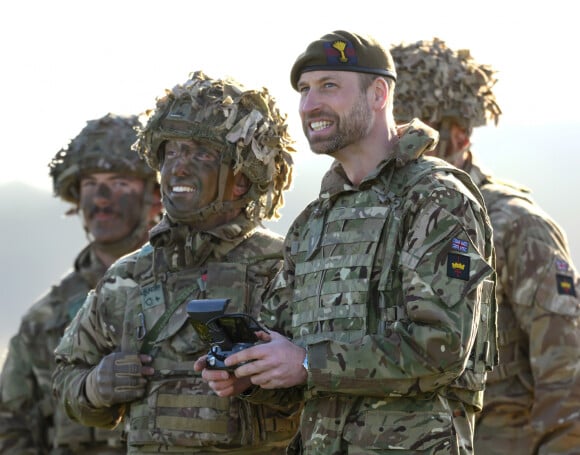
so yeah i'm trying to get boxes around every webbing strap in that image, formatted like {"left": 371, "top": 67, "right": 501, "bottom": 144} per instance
{"left": 157, "top": 393, "right": 229, "bottom": 411}
{"left": 263, "top": 416, "right": 299, "bottom": 433}
{"left": 156, "top": 415, "right": 229, "bottom": 433}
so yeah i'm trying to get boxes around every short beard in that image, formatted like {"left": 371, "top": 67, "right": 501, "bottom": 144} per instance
{"left": 307, "top": 95, "right": 371, "bottom": 156}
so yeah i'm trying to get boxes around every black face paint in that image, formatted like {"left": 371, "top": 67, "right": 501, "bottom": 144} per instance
{"left": 160, "top": 139, "right": 222, "bottom": 225}
{"left": 96, "top": 182, "right": 112, "bottom": 199}
{"left": 80, "top": 177, "right": 145, "bottom": 244}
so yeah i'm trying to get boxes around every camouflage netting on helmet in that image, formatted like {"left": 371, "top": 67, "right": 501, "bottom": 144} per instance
{"left": 49, "top": 113, "right": 157, "bottom": 204}
{"left": 390, "top": 38, "right": 502, "bottom": 130}
{"left": 134, "top": 70, "right": 295, "bottom": 221}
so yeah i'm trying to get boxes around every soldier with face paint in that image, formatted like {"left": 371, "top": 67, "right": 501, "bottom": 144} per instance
{"left": 0, "top": 113, "right": 162, "bottom": 454}
{"left": 52, "top": 71, "right": 300, "bottom": 454}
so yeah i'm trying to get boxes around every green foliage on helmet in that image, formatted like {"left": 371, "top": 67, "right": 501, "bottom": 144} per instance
{"left": 49, "top": 113, "right": 157, "bottom": 204}
{"left": 390, "top": 38, "right": 502, "bottom": 130}
{"left": 134, "top": 70, "right": 295, "bottom": 221}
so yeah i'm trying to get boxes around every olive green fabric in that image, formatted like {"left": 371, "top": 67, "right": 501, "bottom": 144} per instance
{"left": 290, "top": 30, "right": 397, "bottom": 90}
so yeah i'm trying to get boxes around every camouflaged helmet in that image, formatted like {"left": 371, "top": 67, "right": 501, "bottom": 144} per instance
{"left": 49, "top": 113, "right": 157, "bottom": 204}
{"left": 390, "top": 38, "right": 502, "bottom": 131}
{"left": 134, "top": 70, "right": 295, "bottom": 221}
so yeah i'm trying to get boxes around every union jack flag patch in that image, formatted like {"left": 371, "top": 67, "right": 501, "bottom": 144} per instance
{"left": 451, "top": 238, "right": 469, "bottom": 253}
{"left": 555, "top": 259, "right": 570, "bottom": 272}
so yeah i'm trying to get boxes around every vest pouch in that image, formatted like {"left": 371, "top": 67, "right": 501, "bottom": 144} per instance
{"left": 127, "top": 375, "right": 245, "bottom": 448}
{"left": 204, "top": 261, "right": 249, "bottom": 314}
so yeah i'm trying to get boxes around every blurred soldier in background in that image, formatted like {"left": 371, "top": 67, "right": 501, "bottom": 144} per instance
{"left": 52, "top": 71, "right": 300, "bottom": 454}
{"left": 0, "top": 113, "right": 162, "bottom": 454}
{"left": 391, "top": 37, "right": 580, "bottom": 454}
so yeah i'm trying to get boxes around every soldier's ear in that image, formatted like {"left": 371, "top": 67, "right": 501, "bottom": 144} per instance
{"left": 232, "top": 173, "right": 250, "bottom": 198}
{"left": 370, "top": 77, "right": 388, "bottom": 110}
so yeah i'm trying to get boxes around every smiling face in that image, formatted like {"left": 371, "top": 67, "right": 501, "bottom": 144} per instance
{"left": 297, "top": 70, "right": 373, "bottom": 156}
{"left": 79, "top": 172, "right": 146, "bottom": 244}
{"left": 159, "top": 139, "right": 221, "bottom": 220}
{"left": 159, "top": 139, "right": 246, "bottom": 229}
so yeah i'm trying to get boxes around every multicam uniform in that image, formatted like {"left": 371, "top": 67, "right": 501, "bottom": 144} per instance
{"left": 53, "top": 216, "right": 300, "bottom": 454}
{"left": 467, "top": 157, "right": 580, "bottom": 454}
{"left": 0, "top": 246, "right": 125, "bottom": 454}
{"left": 251, "top": 120, "right": 497, "bottom": 454}
{"left": 390, "top": 37, "right": 580, "bottom": 454}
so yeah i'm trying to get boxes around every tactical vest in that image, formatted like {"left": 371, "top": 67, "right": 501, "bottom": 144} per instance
{"left": 121, "top": 241, "right": 297, "bottom": 452}
{"left": 479, "top": 178, "right": 534, "bottom": 384}
{"left": 290, "top": 159, "right": 497, "bottom": 406}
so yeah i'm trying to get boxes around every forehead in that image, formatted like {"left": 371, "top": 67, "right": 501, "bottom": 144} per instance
{"left": 298, "top": 69, "right": 359, "bottom": 86}
{"left": 165, "top": 138, "right": 197, "bottom": 147}
{"left": 80, "top": 172, "right": 140, "bottom": 183}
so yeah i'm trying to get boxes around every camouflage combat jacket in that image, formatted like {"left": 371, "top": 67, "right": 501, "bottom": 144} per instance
{"left": 468, "top": 157, "right": 580, "bottom": 454}
{"left": 53, "top": 215, "right": 300, "bottom": 454}
{"left": 0, "top": 244, "right": 125, "bottom": 454}
{"left": 251, "top": 120, "right": 497, "bottom": 454}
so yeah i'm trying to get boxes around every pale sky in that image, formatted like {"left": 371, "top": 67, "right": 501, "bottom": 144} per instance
{"left": 2, "top": 0, "right": 579, "bottom": 191}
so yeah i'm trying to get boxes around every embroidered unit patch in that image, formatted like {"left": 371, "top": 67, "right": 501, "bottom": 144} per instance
{"left": 556, "top": 274, "right": 576, "bottom": 296}
{"left": 447, "top": 253, "right": 470, "bottom": 281}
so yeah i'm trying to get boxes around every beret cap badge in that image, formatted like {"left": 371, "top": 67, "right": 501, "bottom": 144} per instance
{"left": 290, "top": 30, "right": 397, "bottom": 90}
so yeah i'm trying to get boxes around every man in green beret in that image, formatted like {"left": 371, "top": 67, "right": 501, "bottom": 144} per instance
{"left": 198, "top": 30, "right": 498, "bottom": 454}
{"left": 391, "top": 37, "right": 580, "bottom": 455}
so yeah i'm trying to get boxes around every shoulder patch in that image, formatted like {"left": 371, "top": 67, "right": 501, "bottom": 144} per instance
{"left": 451, "top": 237, "right": 469, "bottom": 253}
{"left": 555, "top": 259, "right": 570, "bottom": 272}
{"left": 141, "top": 282, "right": 165, "bottom": 309}
{"left": 447, "top": 253, "right": 470, "bottom": 281}
{"left": 556, "top": 274, "right": 576, "bottom": 297}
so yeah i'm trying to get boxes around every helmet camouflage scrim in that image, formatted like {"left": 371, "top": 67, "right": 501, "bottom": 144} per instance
{"left": 134, "top": 70, "right": 295, "bottom": 221}
{"left": 49, "top": 113, "right": 157, "bottom": 204}
{"left": 390, "top": 38, "right": 502, "bottom": 131}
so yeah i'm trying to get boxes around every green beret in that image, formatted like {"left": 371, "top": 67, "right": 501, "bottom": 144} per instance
{"left": 290, "top": 30, "right": 397, "bottom": 90}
